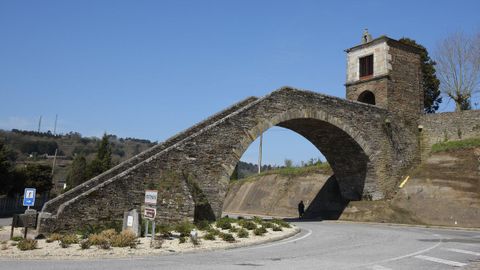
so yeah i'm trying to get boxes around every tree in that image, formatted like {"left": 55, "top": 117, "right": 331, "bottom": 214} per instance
{"left": 65, "top": 155, "right": 87, "bottom": 189}
{"left": 399, "top": 38, "right": 442, "bottom": 113}
{"left": 284, "top": 159, "right": 293, "bottom": 168}
{"left": 0, "top": 142, "right": 15, "bottom": 195}
{"left": 16, "top": 164, "right": 53, "bottom": 194}
{"left": 86, "top": 133, "right": 112, "bottom": 179}
{"left": 435, "top": 31, "right": 480, "bottom": 111}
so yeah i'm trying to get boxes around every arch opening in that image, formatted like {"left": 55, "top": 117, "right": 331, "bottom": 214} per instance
{"left": 221, "top": 117, "right": 373, "bottom": 220}
{"left": 357, "top": 90, "right": 376, "bottom": 105}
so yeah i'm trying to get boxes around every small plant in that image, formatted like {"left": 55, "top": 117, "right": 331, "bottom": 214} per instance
{"left": 175, "top": 221, "right": 195, "bottom": 237}
{"left": 237, "top": 228, "right": 249, "bottom": 238}
{"left": 11, "top": 236, "right": 23, "bottom": 242}
{"left": 221, "top": 233, "right": 235, "bottom": 243}
{"left": 99, "top": 229, "right": 117, "bottom": 240}
{"left": 88, "top": 234, "right": 109, "bottom": 246}
{"left": 254, "top": 226, "right": 267, "bottom": 236}
{"left": 216, "top": 218, "right": 232, "bottom": 230}
{"left": 271, "top": 219, "right": 291, "bottom": 228}
{"left": 207, "top": 228, "right": 222, "bottom": 236}
{"left": 203, "top": 232, "right": 216, "bottom": 241}
{"left": 195, "top": 220, "right": 211, "bottom": 231}
{"left": 261, "top": 221, "right": 274, "bottom": 228}
{"left": 151, "top": 236, "right": 164, "bottom": 249}
{"left": 98, "top": 241, "right": 111, "bottom": 250}
{"left": 61, "top": 234, "right": 79, "bottom": 245}
{"left": 178, "top": 236, "right": 187, "bottom": 244}
{"left": 252, "top": 216, "right": 263, "bottom": 224}
{"left": 240, "top": 220, "right": 257, "bottom": 230}
{"left": 80, "top": 239, "right": 91, "bottom": 249}
{"left": 229, "top": 226, "right": 239, "bottom": 233}
{"left": 111, "top": 230, "right": 137, "bottom": 248}
{"left": 47, "top": 233, "right": 63, "bottom": 242}
{"left": 272, "top": 225, "right": 283, "bottom": 231}
{"left": 156, "top": 223, "right": 173, "bottom": 237}
{"left": 59, "top": 240, "right": 70, "bottom": 248}
{"left": 17, "top": 239, "right": 37, "bottom": 251}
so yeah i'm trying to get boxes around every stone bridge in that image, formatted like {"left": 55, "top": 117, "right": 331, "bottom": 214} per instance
{"left": 38, "top": 87, "right": 419, "bottom": 232}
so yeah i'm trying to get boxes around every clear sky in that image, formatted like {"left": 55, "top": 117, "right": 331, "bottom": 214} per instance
{"left": 1, "top": 1, "right": 479, "bottom": 165}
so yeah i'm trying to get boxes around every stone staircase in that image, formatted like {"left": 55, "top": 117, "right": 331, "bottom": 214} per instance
{"left": 41, "top": 96, "right": 259, "bottom": 216}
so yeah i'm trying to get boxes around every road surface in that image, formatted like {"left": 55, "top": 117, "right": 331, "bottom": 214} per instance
{"left": 1, "top": 221, "right": 479, "bottom": 269}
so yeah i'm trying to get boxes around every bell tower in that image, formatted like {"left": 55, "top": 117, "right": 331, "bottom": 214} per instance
{"left": 345, "top": 30, "right": 424, "bottom": 120}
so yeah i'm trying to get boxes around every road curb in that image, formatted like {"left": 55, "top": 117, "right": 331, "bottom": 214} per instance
{"left": 327, "top": 220, "right": 480, "bottom": 232}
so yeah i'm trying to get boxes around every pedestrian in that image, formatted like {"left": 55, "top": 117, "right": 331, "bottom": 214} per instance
{"left": 298, "top": 200, "right": 305, "bottom": 219}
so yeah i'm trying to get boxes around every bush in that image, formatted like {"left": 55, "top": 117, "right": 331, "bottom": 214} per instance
{"left": 271, "top": 219, "right": 291, "bottom": 228}
{"left": 156, "top": 223, "right": 173, "bottom": 237}
{"left": 80, "top": 239, "right": 91, "bottom": 249}
{"left": 178, "top": 236, "right": 186, "bottom": 244}
{"left": 252, "top": 216, "right": 263, "bottom": 224}
{"left": 207, "top": 228, "right": 222, "bottom": 236}
{"left": 88, "top": 234, "right": 109, "bottom": 246}
{"left": 111, "top": 230, "right": 137, "bottom": 248}
{"left": 272, "top": 225, "right": 283, "bottom": 231}
{"left": 174, "top": 221, "right": 195, "bottom": 237}
{"left": 61, "top": 234, "right": 79, "bottom": 245}
{"left": 216, "top": 218, "right": 232, "bottom": 230}
{"left": 237, "top": 228, "right": 249, "bottom": 238}
{"left": 17, "top": 239, "right": 37, "bottom": 251}
{"left": 99, "top": 229, "right": 117, "bottom": 240}
{"left": 221, "top": 233, "right": 236, "bottom": 243}
{"left": 195, "top": 220, "right": 211, "bottom": 231}
{"left": 262, "top": 222, "right": 274, "bottom": 229}
{"left": 46, "top": 233, "right": 63, "bottom": 243}
{"left": 254, "top": 226, "right": 267, "bottom": 236}
{"left": 229, "top": 227, "right": 239, "bottom": 233}
{"left": 239, "top": 220, "right": 257, "bottom": 230}
{"left": 98, "top": 241, "right": 111, "bottom": 250}
{"left": 11, "top": 236, "right": 23, "bottom": 242}
{"left": 203, "top": 233, "right": 216, "bottom": 241}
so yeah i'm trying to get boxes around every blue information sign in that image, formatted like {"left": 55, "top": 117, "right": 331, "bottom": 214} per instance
{"left": 23, "top": 188, "right": 36, "bottom": 207}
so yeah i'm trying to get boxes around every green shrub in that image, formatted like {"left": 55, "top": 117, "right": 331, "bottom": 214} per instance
{"left": 431, "top": 137, "right": 480, "bottom": 152}
{"left": 252, "top": 216, "right": 263, "bottom": 224}
{"left": 237, "top": 228, "right": 249, "bottom": 238}
{"left": 272, "top": 225, "right": 283, "bottom": 231}
{"left": 195, "top": 220, "right": 211, "bottom": 231}
{"left": 156, "top": 223, "right": 173, "bottom": 237}
{"left": 179, "top": 236, "right": 187, "bottom": 244}
{"left": 203, "top": 232, "right": 216, "bottom": 241}
{"left": 11, "top": 236, "right": 23, "bottom": 242}
{"left": 221, "top": 233, "right": 235, "bottom": 243}
{"left": 240, "top": 220, "right": 257, "bottom": 230}
{"left": 80, "top": 239, "right": 91, "bottom": 249}
{"left": 254, "top": 226, "right": 267, "bottom": 236}
{"left": 261, "top": 222, "right": 274, "bottom": 228}
{"left": 207, "top": 228, "right": 222, "bottom": 236}
{"left": 17, "top": 239, "right": 37, "bottom": 251}
{"left": 111, "top": 230, "right": 137, "bottom": 248}
{"left": 216, "top": 218, "right": 232, "bottom": 230}
{"left": 175, "top": 221, "right": 195, "bottom": 237}
{"left": 229, "top": 226, "right": 239, "bottom": 233}
{"left": 271, "top": 219, "right": 291, "bottom": 228}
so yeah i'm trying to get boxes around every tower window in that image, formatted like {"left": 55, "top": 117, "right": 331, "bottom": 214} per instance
{"left": 359, "top": 54, "right": 374, "bottom": 78}
{"left": 357, "top": 90, "right": 376, "bottom": 105}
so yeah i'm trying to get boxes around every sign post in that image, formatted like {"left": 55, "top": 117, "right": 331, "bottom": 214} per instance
{"left": 23, "top": 188, "right": 36, "bottom": 210}
{"left": 144, "top": 190, "right": 158, "bottom": 246}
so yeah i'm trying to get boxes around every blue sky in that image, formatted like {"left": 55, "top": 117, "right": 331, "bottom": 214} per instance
{"left": 1, "top": 1, "right": 479, "bottom": 165}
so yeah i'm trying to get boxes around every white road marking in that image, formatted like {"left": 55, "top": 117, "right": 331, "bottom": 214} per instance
{"left": 414, "top": 255, "right": 467, "bottom": 267}
{"left": 369, "top": 265, "right": 393, "bottom": 270}
{"left": 445, "top": 248, "right": 480, "bottom": 256}
{"left": 226, "top": 228, "right": 313, "bottom": 252}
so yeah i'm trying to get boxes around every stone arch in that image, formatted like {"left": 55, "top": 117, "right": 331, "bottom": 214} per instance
{"left": 357, "top": 90, "right": 376, "bottom": 105}
{"left": 223, "top": 109, "right": 379, "bottom": 203}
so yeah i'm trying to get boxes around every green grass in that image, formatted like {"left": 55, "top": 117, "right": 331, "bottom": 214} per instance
{"left": 431, "top": 137, "right": 480, "bottom": 153}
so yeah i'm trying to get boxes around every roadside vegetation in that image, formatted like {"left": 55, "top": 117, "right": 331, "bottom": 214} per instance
{"left": 431, "top": 137, "right": 480, "bottom": 152}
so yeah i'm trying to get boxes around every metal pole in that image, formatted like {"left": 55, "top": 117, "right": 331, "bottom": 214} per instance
{"left": 37, "top": 116, "right": 42, "bottom": 133}
{"left": 51, "top": 148, "right": 58, "bottom": 176}
{"left": 258, "top": 133, "right": 263, "bottom": 174}
{"left": 53, "top": 114, "right": 58, "bottom": 135}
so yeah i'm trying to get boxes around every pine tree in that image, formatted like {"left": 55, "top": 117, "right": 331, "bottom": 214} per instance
{"left": 86, "top": 133, "right": 112, "bottom": 179}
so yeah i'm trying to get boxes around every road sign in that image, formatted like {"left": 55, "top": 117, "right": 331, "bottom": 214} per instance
{"left": 144, "top": 207, "right": 156, "bottom": 220}
{"left": 144, "top": 190, "right": 158, "bottom": 205}
{"left": 23, "top": 188, "right": 36, "bottom": 207}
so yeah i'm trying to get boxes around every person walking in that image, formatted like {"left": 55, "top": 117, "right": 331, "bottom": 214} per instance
{"left": 298, "top": 200, "right": 305, "bottom": 219}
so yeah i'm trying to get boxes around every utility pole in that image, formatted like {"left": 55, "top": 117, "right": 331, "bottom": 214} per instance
{"left": 258, "top": 133, "right": 263, "bottom": 174}
{"left": 37, "top": 116, "right": 42, "bottom": 133}
{"left": 51, "top": 148, "right": 58, "bottom": 176}
{"left": 53, "top": 114, "right": 58, "bottom": 135}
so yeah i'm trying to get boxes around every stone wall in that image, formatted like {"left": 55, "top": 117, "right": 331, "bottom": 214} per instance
{"left": 420, "top": 110, "right": 480, "bottom": 149}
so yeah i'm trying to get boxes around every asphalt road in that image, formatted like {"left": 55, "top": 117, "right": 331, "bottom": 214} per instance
{"left": 1, "top": 221, "right": 479, "bottom": 270}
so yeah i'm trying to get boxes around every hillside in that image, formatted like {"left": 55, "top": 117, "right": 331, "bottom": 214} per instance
{"left": 223, "top": 141, "right": 480, "bottom": 228}
{"left": 0, "top": 129, "right": 155, "bottom": 194}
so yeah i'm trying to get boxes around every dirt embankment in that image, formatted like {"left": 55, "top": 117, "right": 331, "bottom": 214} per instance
{"left": 223, "top": 147, "right": 480, "bottom": 228}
